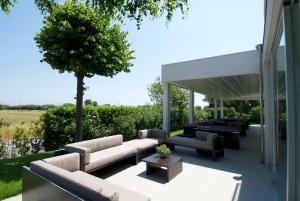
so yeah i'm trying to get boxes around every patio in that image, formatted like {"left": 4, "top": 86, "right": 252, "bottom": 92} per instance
{"left": 92, "top": 125, "right": 274, "bottom": 201}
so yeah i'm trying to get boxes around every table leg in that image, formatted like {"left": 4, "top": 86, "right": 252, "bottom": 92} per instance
{"left": 167, "top": 159, "right": 183, "bottom": 181}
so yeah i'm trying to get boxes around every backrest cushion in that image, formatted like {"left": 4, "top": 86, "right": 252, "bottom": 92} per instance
{"left": 138, "top": 130, "right": 150, "bottom": 139}
{"left": 195, "top": 131, "right": 212, "bottom": 141}
{"left": 67, "top": 135, "right": 123, "bottom": 153}
{"left": 98, "top": 135, "right": 123, "bottom": 151}
{"left": 150, "top": 129, "right": 166, "bottom": 139}
{"left": 43, "top": 153, "right": 80, "bottom": 172}
{"left": 30, "top": 161, "right": 113, "bottom": 201}
{"left": 207, "top": 133, "right": 219, "bottom": 145}
{"left": 72, "top": 171, "right": 119, "bottom": 201}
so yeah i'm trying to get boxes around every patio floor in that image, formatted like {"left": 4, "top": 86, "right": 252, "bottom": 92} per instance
{"left": 93, "top": 125, "right": 275, "bottom": 201}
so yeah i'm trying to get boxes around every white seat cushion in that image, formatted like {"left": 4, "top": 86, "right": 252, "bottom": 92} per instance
{"left": 72, "top": 171, "right": 150, "bottom": 201}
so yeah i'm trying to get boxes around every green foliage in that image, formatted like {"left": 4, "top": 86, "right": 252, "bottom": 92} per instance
{"left": 0, "top": 0, "right": 16, "bottom": 14}
{"left": 148, "top": 76, "right": 189, "bottom": 109}
{"left": 0, "top": 139, "right": 5, "bottom": 158}
{"left": 35, "top": 0, "right": 134, "bottom": 78}
{"left": 155, "top": 144, "right": 171, "bottom": 157}
{"left": 203, "top": 96, "right": 259, "bottom": 114}
{"left": 42, "top": 105, "right": 191, "bottom": 150}
{"left": 113, "top": 115, "right": 136, "bottom": 141}
{"left": 203, "top": 107, "right": 239, "bottom": 119}
{"left": 84, "top": 99, "right": 93, "bottom": 105}
{"left": 79, "top": 0, "right": 189, "bottom": 28}
{"left": 28, "top": 121, "right": 44, "bottom": 154}
{"left": 249, "top": 106, "right": 260, "bottom": 124}
{"left": 13, "top": 123, "right": 30, "bottom": 156}
{"left": 0, "top": 104, "right": 55, "bottom": 110}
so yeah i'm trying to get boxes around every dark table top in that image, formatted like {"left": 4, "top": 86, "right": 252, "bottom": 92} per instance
{"left": 142, "top": 153, "right": 182, "bottom": 167}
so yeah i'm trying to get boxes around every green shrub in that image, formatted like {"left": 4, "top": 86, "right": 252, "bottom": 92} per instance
{"left": 249, "top": 106, "right": 260, "bottom": 124}
{"left": 42, "top": 105, "right": 246, "bottom": 151}
{"left": 13, "top": 123, "right": 30, "bottom": 156}
{"left": 28, "top": 121, "right": 44, "bottom": 154}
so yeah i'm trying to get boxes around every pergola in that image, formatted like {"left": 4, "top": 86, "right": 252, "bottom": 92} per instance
{"left": 161, "top": 47, "right": 286, "bottom": 163}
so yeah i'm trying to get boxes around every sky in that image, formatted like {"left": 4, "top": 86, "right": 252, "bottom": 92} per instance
{"left": 0, "top": 0, "right": 264, "bottom": 107}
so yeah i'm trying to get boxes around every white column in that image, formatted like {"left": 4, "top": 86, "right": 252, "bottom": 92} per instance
{"left": 284, "top": 4, "right": 299, "bottom": 200}
{"left": 163, "top": 82, "right": 170, "bottom": 135}
{"left": 220, "top": 99, "right": 224, "bottom": 118}
{"left": 257, "top": 44, "right": 265, "bottom": 164}
{"left": 188, "top": 90, "right": 194, "bottom": 124}
{"left": 214, "top": 98, "right": 218, "bottom": 119}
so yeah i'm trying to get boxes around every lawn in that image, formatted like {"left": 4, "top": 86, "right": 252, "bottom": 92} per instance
{"left": 0, "top": 110, "right": 44, "bottom": 138}
{"left": 0, "top": 152, "right": 53, "bottom": 200}
{"left": 170, "top": 129, "right": 183, "bottom": 136}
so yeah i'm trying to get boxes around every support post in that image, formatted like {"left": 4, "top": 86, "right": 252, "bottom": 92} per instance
{"left": 284, "top": 4, "right": 300, "bottom": 201}
{"left": 257, "top": 44, "right": 265, "bottom": 164}
{"left": 163, "top": 82, "right": 170, "bottom": 135}
{"left": 189, "top": 90, "right": 194, "bottom": 124}
{"left": 220, "top": 99, "right": 224, "bottom": 118}
{"left": 214, "top": 98, "right": 218, "bottom": 119}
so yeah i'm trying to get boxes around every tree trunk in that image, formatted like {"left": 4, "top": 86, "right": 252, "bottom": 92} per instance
{"left": 75, "top": 73, "right": 84, "bottom": 142}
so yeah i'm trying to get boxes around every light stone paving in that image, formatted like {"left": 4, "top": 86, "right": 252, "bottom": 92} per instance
{"left": 94, "top": 125, "right": 275, "bottom": 201}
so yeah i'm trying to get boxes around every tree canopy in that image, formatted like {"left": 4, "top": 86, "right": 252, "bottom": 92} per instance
{"left": 148, "top": 76, "right": 188, "bottom": 108}
{"left": 2, "top": 0, "right": 189, "bottom": 28}
{"left": 0, "top": 0, "right": 16, "bottom": 14}
{"left": 35, "top": 1, "right": 134, "bottom": 78}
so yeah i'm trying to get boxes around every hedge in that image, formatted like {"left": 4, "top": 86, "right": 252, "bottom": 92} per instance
{"left": 42, "top": 105, "right": 166, "bottom": 151}
{"left": 41, "top": 105, "right": 256, "bottom": 151}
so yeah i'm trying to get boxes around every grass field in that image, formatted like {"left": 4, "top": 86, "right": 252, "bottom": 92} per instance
{"left": 0, "top": 110, "right": 44, "bottom": 139}
{"left": 0, "top": 151, "right": 54, "bottom": 200}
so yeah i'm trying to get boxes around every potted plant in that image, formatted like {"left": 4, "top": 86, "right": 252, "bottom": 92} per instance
{"left": 156, "top": 144, "right": 171, "bottom": 159}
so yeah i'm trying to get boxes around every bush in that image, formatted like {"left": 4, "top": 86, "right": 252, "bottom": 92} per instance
{"left": 13, "top": 123, "right": 30, "bottom": 156}
{"left": 28, "top": 121, "right": 44, "bottom": 154}
{"left": 42, "top": 105, "right": 249, "bottom": 151}
{"left": 249, "top": 106, "right": 260, "bottom": 124}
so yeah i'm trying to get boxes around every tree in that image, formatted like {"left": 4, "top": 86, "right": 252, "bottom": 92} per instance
{"left": 148, "top": 76, "right": 188, "bottom": 109}
{"left": 0, "top": 0, "right": 16, "bottom": 14}
{"left": 35, "top": 1, "right": 134, "bottom": 142}
{"left": 203, "top": 95, "right": 259, "bottom": 114}
{"left": 84, "top": 99, "right": 93, "bottom": 106}
{"left": 2, "top": 0, "right": 189, "bottom": 29}
{"left": 92, "top": 101, "right": 98, "bottom": 106}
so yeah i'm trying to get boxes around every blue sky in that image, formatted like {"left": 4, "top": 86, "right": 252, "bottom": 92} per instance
{"left": 0, "top": 0, "right": 264, "bottom": 106}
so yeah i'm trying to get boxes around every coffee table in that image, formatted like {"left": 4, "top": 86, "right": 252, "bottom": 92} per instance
{"left": 142, "top": 153, "right": 182, "bottom": 182}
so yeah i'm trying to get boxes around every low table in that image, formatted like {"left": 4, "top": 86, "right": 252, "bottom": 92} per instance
{"left": 142, "top": 153, "right": 182, "bottom": 182}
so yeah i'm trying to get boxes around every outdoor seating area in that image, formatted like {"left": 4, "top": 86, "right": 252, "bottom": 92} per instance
{"left": 181, "top": 118, "right": 249, "bottom": 150}
{"left": 22, "top": 126, "right": 274, "bottom": 201}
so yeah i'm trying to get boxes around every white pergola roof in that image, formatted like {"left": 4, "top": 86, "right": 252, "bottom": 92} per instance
{"left": 162, "top": 49, "right": 286, "bottom": 100}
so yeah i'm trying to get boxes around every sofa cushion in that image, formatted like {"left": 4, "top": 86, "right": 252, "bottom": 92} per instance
{"left": 72, "top": 171, "right": 119, "bottom": 201}
{"left": 31, "top": 161, "right": 111, "bottom": 201}
{"left": 72, "top": 171, "right": 150, "bottom": 201}
{"left": 207, "top": 133, "right": 219, "bottom": 146}
{"left": 124, "top": 138, "right": 163, "bottom": 151}
{"left": 67, "top": 135, "right": 123, "bottom": 153}
{"left": 65, "top": 145, "right": 91, "bottom": 165}
{"left": 85, "top": 145, "right": 136, "bottom": 172}
{"left": 195, "top": 131, "right": 214, "bottom": 141}
{"left": 138, "top": 130, "right": 150, "bottom": 139}
{"left": 166, "top": 136, "right": 212, "bottom": 150}
{"left": 43, "top": 153, "right": 80, "bottom": 172}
